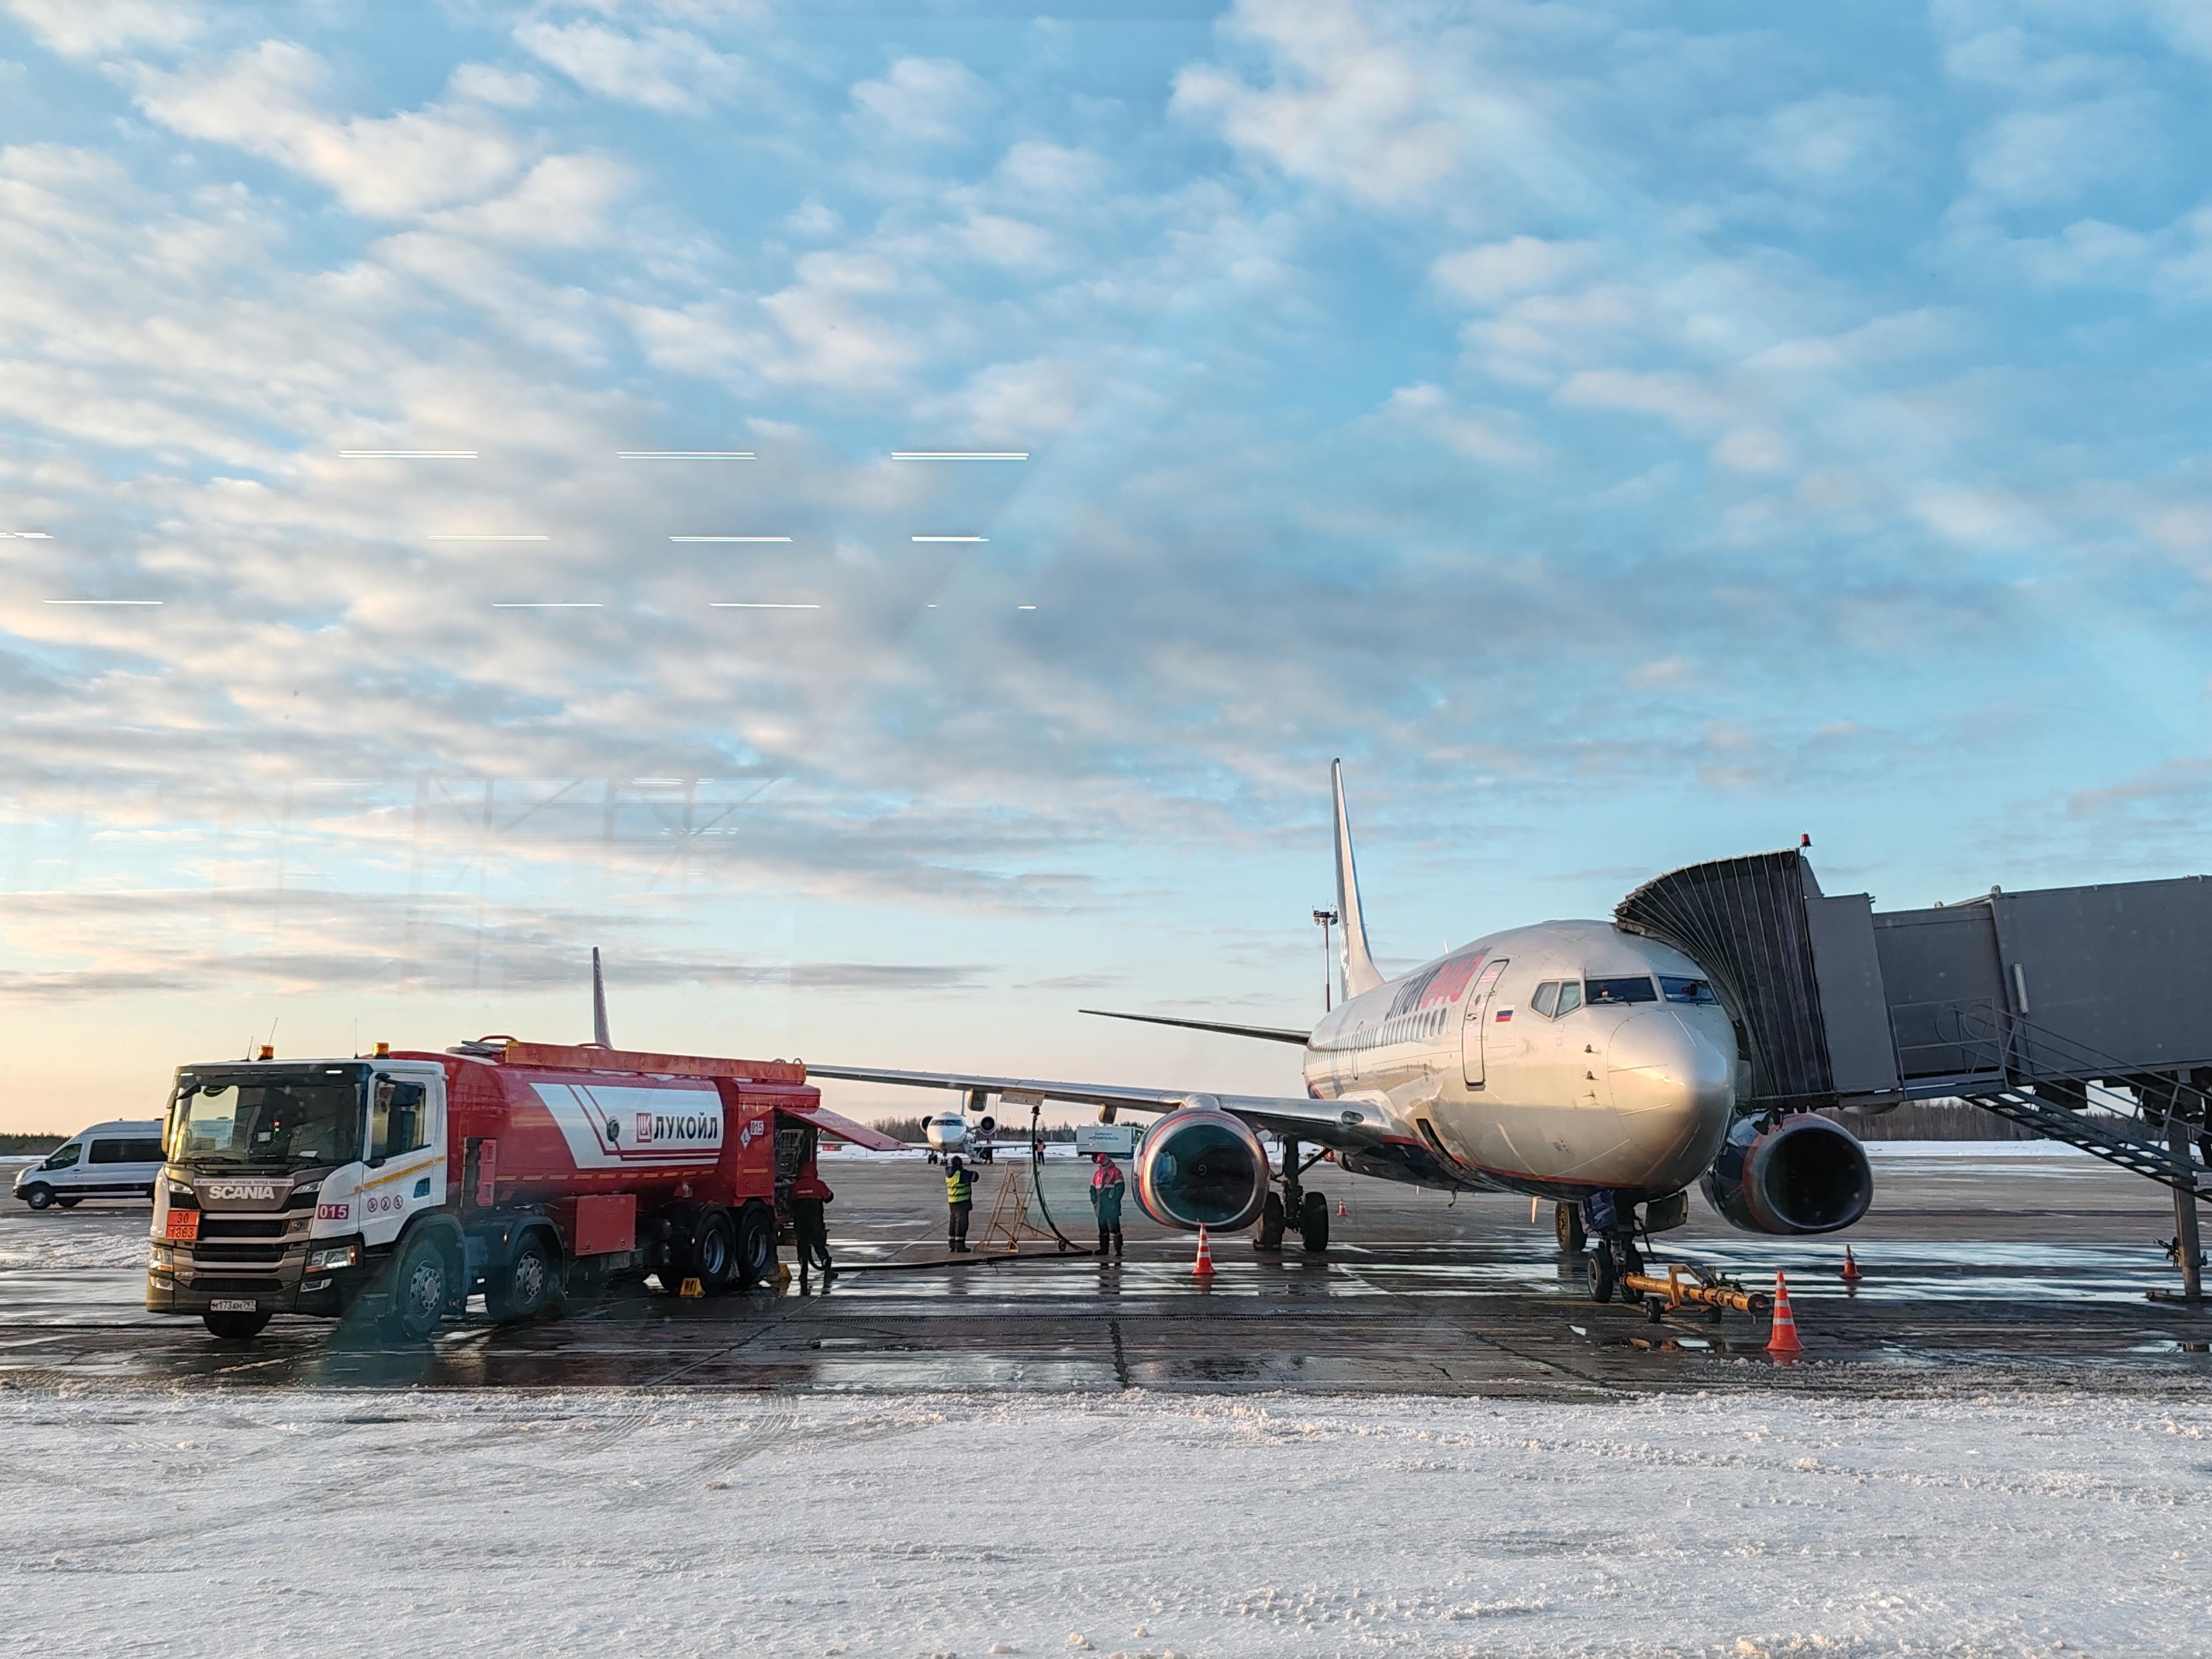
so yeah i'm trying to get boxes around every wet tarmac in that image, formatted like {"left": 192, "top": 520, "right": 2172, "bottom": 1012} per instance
{"left": 6, "top": 1148, "right": 2211, "bottom": 1398}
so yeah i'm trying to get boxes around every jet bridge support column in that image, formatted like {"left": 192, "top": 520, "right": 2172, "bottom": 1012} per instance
{"left": 2167, "top": 1115, "right": 2203, "bottom": 1303}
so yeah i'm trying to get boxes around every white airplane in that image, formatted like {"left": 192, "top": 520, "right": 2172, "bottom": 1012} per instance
{"left": 811, "top": 762, "right": 1872, "bottom": 1299}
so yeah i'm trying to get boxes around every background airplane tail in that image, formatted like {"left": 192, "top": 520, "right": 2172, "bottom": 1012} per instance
{"left": 1332, "top": 760, "right": 1384, "bottom": 999}
{"left": 591, "top": 947, "right": 612, "bottom": 1047}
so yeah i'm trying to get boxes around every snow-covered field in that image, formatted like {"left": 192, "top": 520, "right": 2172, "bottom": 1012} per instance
{"left": 0, "top": 1212, "right": 151, "bottom": 1271}
{"left": 9, "top": 1387, "right": 2210, "bottom": 1657}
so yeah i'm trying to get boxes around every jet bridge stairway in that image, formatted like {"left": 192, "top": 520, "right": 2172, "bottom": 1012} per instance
{"left": 1897, "top": 1001, "right": 2212, "bottom": 1203}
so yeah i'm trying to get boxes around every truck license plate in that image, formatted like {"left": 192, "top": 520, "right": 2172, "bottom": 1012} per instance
{"left": 210, "top": 1298, "right": 257, "bottom": 1312}
{"left": 165, "top": 1211, "right": 199, "bottom": 1242}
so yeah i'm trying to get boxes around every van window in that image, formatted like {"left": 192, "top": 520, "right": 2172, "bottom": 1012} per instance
{"left": 1586, "top": 976, "right": 1658, "bottom": 1005}
{"left": 43, "top": 1142, "right": 81, "bottom": 1170}
{"left": 1660, "top": 975, "right": 1719, "bottom": 1004}
{"left": 1556, "top": 981, "right": 1583, "bottom": 1015}
{"left": 368, "top": 1080, "right": 429, "bottom": 1163}
{"left": 90, "top": 1138, "right": 164, "bottom": 1165}
{"left": 1531, "top": 982, "right": 1559, "bottom": 1018}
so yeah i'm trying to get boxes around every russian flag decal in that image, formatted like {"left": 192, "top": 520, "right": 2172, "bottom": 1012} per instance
{"left": 1494, "top": 1009, "right": 1513, "bottom": 1022}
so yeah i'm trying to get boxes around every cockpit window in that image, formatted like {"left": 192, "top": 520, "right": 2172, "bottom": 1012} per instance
{"left": 1531, "top": 981, "right": 1559, "bottom": 1018}
{"left": 1556, "top": 981, "right": 1583, "bottom": 1015}
{"left": 1584, "top": 976, "right": 1657, "bottom": 1005}
{"left": 1660, "top": 975, "right": 1719, "bottom": 1004}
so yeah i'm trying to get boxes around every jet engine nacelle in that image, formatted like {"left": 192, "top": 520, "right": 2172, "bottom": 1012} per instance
{"left": 1700, "top": 1113, "right": 1873, "bottom": 1236}
{"left": 1132, "top": 1100, "right": 1271, "bottom": 1232}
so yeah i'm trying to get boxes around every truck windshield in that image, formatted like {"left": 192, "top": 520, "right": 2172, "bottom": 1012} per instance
{"left": 171, "top": 1067, "right": 366, "bottom": 1169}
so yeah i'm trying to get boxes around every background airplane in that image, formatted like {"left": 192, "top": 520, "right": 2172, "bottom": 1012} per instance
{"left": 809, "top": 762, "right": 1872, "bottom": 1299}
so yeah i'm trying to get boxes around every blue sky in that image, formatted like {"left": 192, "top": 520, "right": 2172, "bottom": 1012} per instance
{"left": 4, "top": 0, "right": 2212, "bottom": 1129}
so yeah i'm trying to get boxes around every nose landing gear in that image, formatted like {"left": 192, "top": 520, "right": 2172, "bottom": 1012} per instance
{"left": 1584, "top": 1231, "right": 1644, "bottom": 1305}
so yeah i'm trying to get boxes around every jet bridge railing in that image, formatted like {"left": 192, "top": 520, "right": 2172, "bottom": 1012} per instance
{"left": 1890, "top": 998, "right": 2212, "bottom": 1201}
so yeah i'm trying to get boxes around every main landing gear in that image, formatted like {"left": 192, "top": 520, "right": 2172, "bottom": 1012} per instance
{"left": 1253, "top": 1138, "right": 1330, "bottom": 1254}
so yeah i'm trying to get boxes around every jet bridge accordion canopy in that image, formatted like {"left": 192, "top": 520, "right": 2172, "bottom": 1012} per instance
{"left": 1617, "top": 853, "right": 2212, "bottom": 1111}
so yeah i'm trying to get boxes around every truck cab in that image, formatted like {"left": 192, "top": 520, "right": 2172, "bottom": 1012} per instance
{"left": 150, "top": 1056, "right": 449, "bottom": 1341}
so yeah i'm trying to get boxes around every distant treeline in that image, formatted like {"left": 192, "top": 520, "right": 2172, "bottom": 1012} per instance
{"left": 0, "top": 1133, "right": 64, "bottom": 1156}
{"left": 867, "top": 1116, "right": 1078, "bottom": 1144}
{"left": 1822, "top": 1102, "right": 2035, "bottom": 1140}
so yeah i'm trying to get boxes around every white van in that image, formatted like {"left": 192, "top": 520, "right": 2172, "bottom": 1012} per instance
{"left": 13, "top": 1120, "right": 166, "bottom": 1211}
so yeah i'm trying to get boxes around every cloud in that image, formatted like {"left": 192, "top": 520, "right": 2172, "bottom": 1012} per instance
{"left": 0, "top": 888, "right": 985, "bottom": 1001}
{"left": 1, "top": 0, "right": 200, "bottom": 59}
{"left": 448, "top": 63, "right": 544, "bottom": 110}
{"left": 425, "top": 152, "right": 634, "bottom": 247}
{"left": 1965, "top": 96, "right": 2164, "bottom": 208}
{"left": 1756, "top": 94, "right": 1907, "bottom": 188}
{"left": 1553, "top": 370, "right": 1731, "bottom": 434}
{"left": 1710, "top": 427, "right": 1791, "bottom": 474}
{"left": 850, "top": 57, "right": 991, "bottom": 146}
{"left": 1168, "top": 0, "right": 1529, "bottom": 208}
{"left": 1377, "top": 383, "right": 1540, "bottom": 466}
{"left": 1430, "top": 238, "right": 1595, "bottom": 306}
{"left": 136, "top": 42, "right": 531, "bottom": 218}
{"left": 515, "top": 19, "right": 747, "bottom": 114}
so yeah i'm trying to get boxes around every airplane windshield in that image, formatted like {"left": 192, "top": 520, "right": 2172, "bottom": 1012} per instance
{"left": 1584, "top": 976, "right": 1658, "bottom": 1005}
{"left": 1660, "top": 975, "right": 1719, "bottom": 1004}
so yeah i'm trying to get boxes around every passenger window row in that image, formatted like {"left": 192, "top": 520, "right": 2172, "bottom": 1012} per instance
{"left": 1352, "top": 1005, "right": 1453, "bottom": 1049}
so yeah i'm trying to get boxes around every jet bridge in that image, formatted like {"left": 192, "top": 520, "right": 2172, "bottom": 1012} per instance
{"left": 1617, "top": 853, "right": 2212, "bottom": 1279}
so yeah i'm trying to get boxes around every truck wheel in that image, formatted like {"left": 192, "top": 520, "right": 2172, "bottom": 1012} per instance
{"left": 55, "top": 1196, "right": 82, "bottom": 1209}
{"left": 20, "top": 1183, "right": 53, "bottom": 1211}
{"left": 1254, "top": 1190, "right": 1286, "bottom": 1251}
{"left": 1299, "top": 1190, "right": 1330, "bottom": 1253}
{"left": 1556, "top": 1201, "right": 1586, "bottom": 1254}
{"left": 203, "top": 1310, "right": 272, "bottom": 1341}
{"left": 693, "top": 1209, "right": 738, "bottom": 1292}
{"left": 488, "top": 1233, "right": 562, "bottom": 1323}
{"left": 734, "top": 1204, "right": 776, "bottom": 1288}
{"left": 384, "top": 1234, "right": 451, "bottom": 1342}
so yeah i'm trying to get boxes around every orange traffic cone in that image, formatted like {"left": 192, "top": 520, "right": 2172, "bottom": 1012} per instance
{"left": 1192, "top": 1225, "right": 1216, "bottom": 1281}
{"left": 1840, "top": 1246, "right": 1861, "bottom": 1286}
{"left": 1336, "top": 1199, "right": 1347, "bottom": 1218}
{"left": 1766, "top": 1271, "right": 1803, "bottom": 1357}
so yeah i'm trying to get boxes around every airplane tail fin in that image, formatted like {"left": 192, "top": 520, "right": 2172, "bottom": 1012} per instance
{"left": 1332, "top": 760, "right": 1383, "bottom": 999}
{"left": 591, "top": 947, "right": 612, "bottom": 1047}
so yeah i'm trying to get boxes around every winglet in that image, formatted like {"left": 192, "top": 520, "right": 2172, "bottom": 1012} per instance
{"left": 1332, "top": 760, "right": 1383, "bottom": 998}
{"left": 591, "top": 947, "right": 612, "bottom": 1048}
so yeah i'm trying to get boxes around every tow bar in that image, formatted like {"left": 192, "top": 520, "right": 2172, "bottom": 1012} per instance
{"left": 1620, "top": 1263, "right": 1771, "bottom": 1323}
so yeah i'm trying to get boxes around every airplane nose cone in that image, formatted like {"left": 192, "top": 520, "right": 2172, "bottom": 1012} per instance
{"left": 1607, "top": 1011, "right": 1735, "bottom": 1177}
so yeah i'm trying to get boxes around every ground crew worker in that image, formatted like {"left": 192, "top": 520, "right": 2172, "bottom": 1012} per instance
{"left": 945, "top": 1155, "right": 976, "bottom": 1252}
{"left": 790, "top": 1172, "right": 834, "bottom": 1286}
{"left": 1089, "top": 1152, "right": 1126, "bottom": 1258}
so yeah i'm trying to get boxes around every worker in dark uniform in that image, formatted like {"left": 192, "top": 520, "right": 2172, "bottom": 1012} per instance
{"left": 1089, "top": 1152, "right": 1126, "bottom": 1259}
{"left": 945, "top": 1155, "right": 976, "bottom": 1253}
{"left": 790, "top": 1171, "right": 834, "bottom": 1287}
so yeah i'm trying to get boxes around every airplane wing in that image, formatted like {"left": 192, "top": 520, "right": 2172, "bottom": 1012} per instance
{"left": 1079, "top": 1009, "right": 1312, "bottom": 1046}
{"left": 802, "top": 1062, "right": 1397, "bottom": 1152}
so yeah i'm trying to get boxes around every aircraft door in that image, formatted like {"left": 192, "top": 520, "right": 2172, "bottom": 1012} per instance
{"left": 1461, "top": 958, "right": 1510, "bottom": 1087}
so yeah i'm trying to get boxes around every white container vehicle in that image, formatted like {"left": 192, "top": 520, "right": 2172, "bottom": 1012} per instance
{"left": 13, "top": 1120, "right": 165, "bottom": 1211}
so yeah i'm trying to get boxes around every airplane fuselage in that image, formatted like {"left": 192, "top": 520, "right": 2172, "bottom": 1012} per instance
{"left": 1304, "top": 921, "right": 1739, "bottom": 1202}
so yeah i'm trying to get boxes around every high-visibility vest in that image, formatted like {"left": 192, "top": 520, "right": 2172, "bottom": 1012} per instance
{"left": 946, "top": 1169, "right": 974, "bottom": 1205}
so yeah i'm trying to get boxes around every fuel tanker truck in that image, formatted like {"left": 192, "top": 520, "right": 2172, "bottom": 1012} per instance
{"left": 146, "top": 1037, "right": 896, "bottom": 1342}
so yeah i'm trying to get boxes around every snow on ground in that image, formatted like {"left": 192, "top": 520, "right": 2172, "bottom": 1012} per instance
{"left": 9, "top": 1387, "right": 2211, "bottom": 1657}
{"left": 0, "top": 1208, "right": 151, "bottom": 1270}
